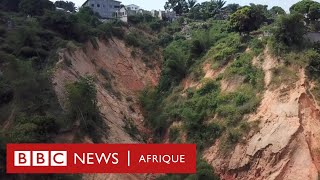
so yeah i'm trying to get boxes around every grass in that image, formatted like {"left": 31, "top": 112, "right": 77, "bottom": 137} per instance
{"left": 123, "top": 117, "right": 140, "bottom": 140}
{"left": 169, "top": 126, "right": 180, "bottom": 143}
{"left": 270, "top": 66, "right": 299, "bottom": 89}
{"left": 204, "top": 33, "right": 244, "bottom": 69}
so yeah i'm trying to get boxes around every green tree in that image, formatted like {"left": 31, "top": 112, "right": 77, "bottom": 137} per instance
{"left": 224, "top": 3, "right": 240, "bottom": 14}
{"left": 270, "top": 6, "right": 286, "bottom": 17}
{"left": 214, "top": 0, "right": 226, "bottom": 10}
{"left": 273, "top": 13, "right": 306, "bottom": 46}
{"left": 66, "top": 76, "right": 108, "bottom": 143}
{"left": 188, "top": 0, "right": 197, "bottom": 9}
{"left": 54, "top": 0, "right": 76, "bottom": 12}
{"left": 19, "top": 0, "right": 55, "bottom": 16}
{"left": 229, "top": 6, "right": 266, "bottom": 34}
{"left": 0, "top": 0, "right": 21, "bottom": 12}
{"left": 164, "top": 0, "right": 189, "bottom": 15}
{"left": 290, "top": 0, "right": 320, "bottom": 24}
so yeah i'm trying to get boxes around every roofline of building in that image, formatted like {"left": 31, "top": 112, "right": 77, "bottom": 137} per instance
{"left": 82, "top": 0, "right": 122, "bottom": 7}
{"left": 82, "top": 0, "right": 89, "bottom": 7}
{"left": 126, "top": 4, "right": 139, "bottom": 7}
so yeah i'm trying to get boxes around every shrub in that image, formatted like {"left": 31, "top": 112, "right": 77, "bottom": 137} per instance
{"left": 123, "top": 118, "right": 139, "bottom": 140}
{"left": 158, "top": 32, "right": 173, "bottom": 47}
{"left": 9, "top": 115, "right": 59, "bottom": 143}
{"left": 19, "top": 46, "right": 37, "bottom": 58}
{"left": 0, "top": 78, "right": 14, "bottom": 105}
{"left": 149, "top": 20, "right": 162, "bottom": 32}
{"left": 169, "top": 127, "right": 180, "bottom": 142}
{"left": 249, "top": 38, "right": 266, "bottom": 55}
{"left": 66, "top": 76, "right": 108, "bottom": 143}
{"left": 205, "top": 33, "right": 243, "bottom": 68}
{"left": 158, "top": 40, "right": 190, "bottom": 92}
{"left": 197, "top": 80, "right": 220, "bottom": 96}
{"left": 273, "top": 13, "right": 306, "bottom": 46}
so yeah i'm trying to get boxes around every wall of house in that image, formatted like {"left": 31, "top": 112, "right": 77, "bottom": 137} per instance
{"left": 305, "top": 32, "right": 320, "bottom": 43}
{"left": 118, "top": 8, "right": 127, "bottom": 22}
{"left": 84, "top": 0, "right": 121, "bottom": 19}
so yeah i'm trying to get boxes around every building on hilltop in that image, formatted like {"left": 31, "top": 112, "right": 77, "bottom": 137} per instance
{"left": 126, "top": 4, "right": 144, "bottom": 16}
{"left": 115, "top": 6, "right": 128, "bottom": 22}
{"left": 82, "top": 0, "right": 121, "bottom": 19}
{"left": 151, "top": 10, "right": 177, "bottom": 22}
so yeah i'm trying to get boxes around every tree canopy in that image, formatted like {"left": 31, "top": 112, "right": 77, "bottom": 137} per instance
{"left": 229, "top": 5, "right": 267, "bottom": 34}
{"left": 273, "top": 13, "right": 306, "bottom": 46}
{"left": 164, "top": 0, "right": 189, "bottom": 15}
{"left": 0, "top": 0, "right": 21, "bottom": 12}
{"left": 19, "top": 0, "right": 55, "bottom": 16}
{"left": 54, "top": 0, "right": 76, "bottom": 12}
{"left": 290, "top": 0, "right": 320, "bottom": 23}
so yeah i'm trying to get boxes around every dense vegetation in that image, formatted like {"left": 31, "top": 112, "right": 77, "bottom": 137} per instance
{"left": 144, "top": 0, "right": 320, "bottom": 179}
{"left": 0, "top": 0, "right": 320, "bottom": 179}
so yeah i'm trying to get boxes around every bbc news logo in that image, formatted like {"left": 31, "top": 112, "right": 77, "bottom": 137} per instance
{"left": 14, "top": 151, "right": 67, "bottom": 167}
{"left": 7, "top": 144, "right": 196, "bottom": 174}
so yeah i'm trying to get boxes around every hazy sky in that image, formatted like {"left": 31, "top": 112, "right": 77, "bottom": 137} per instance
{"left": 50, "top": 0, "right": 319, "bottom": 11}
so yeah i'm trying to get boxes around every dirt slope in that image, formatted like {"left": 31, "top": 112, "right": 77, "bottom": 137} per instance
{"left": 204, "top": 49, "right": 320, "bottom": 180}
{"left": 52, "top": 38, "right": 161, "bottom": 180}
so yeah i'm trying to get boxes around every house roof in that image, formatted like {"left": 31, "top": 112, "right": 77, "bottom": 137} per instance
{"left": 126, "top": 4, "right": 139, "bottom": 7}
{"left": 82, "top": 0, "right": 89, "bottom": 7}
{"left": 82, "top": 0, "right": 122, "bottom": 7}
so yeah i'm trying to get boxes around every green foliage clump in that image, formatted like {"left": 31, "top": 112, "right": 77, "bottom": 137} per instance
{"left": 54, "top": 0, "right": 76, "bottom": 12}
{"left": 19, "top": 0, "right": 55, "bottom": 16}
{"left": 307, "top": 49, "right": 320, "bottom": 78}
{"left": 125, "top": 29, "right": 158, "bottom": 55}
{"left": 159, "top": 40, "right": 190, "bottom": 92}
{"left": 139, "top": 87, "right": 168, "bottom": 138}
{"left": 224, "top": 52, "right": 264, "bottom": 88}
{"left": 290, "top": 0, "right": 320, "bottom": 24}
{"left": 229, "top": 6, "right": 267, "bottom": 34}
{"left": 40, "top": 7, "right": 102, "bottom": 42}
{"left": 97, "top": 20, "right": 125, "bottom": 39}
{"left": 0, "top": 0, "right": 21, "bottom": 12}
{"left": 205, "top": 33, "right": 244, "bottom": 68}
{"left": 158, "top": 32, "right": 173, "bottom": 47}
{"left": 157, "top": 158, "right": 220, "bottom": 180}
{"left": 66, "top": 76, "right": 108, "bottom": 143}
{"left": 272, "top": 13, "right": 306, "bottom": 47}
{"left": 249, "top": 38, "right": 266, "bottom": 55}
{"left": 9, "top": 115, "right": 59, "bottom": 143}
{"left": 123, "top": 117, "right": 139, "bottom": 140}
{"left": 169, "top": 127, "right": 180, "bottom": 143}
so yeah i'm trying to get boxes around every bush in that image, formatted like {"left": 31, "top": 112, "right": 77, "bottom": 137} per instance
{"left": 205, "top": 33, "right": 244, "bottom": 68}
{"left": 0, "top": 78, "right": 14, "bottom": 105}
{"left": 9, "top": 115, "right": 59, "bottom": 143}
{"left": 157, "top": 158, "right": 219, "bottom": 180}
{"left": 124, "top": 30, "right": 158, "bottom": 55}
{"left": 225, "top": 52, "right": 264, "bottom": 88}
{"left": 273, "top": 13, "right": 306, "bottom": 46}
{"left": 158, "top": 32, "right": 173, "bottom": 47}
{"left": 169, "top": 127, "right": 180, "bottom": 142}
{"left": 249, "top": 38, "right": 266, "bottom": 55}
{"left": 66, "top": 76, "right": 108, "bottom": 143}
{"left": 149, "top": 20, "right": 162, "bottom": 32}
{"left": 158, "top": 40, "right": 190, "bottom": 92}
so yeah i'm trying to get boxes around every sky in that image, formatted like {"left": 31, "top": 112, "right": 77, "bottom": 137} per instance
{"left": 50, "top": 0, "right": 319, "bottom": 11}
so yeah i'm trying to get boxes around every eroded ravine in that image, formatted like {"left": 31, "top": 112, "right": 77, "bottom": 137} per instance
{"left": 52, "top": 38, "right": 161, "bottom": 180}
{"left": 204, "top": 49, "right": 320, "bottom": 180}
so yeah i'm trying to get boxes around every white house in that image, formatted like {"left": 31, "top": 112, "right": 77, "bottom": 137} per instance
{"left": 126, "top": 4, "right": 140, "bottom": 11}
{"left": 82, "top": 0, "right": 121, "bottom": 19}
{"left": 115, "top": 6, "right": 128, "bottom": 22}
{"left": 125, "top": 4, "right": 141, "bottom": 15}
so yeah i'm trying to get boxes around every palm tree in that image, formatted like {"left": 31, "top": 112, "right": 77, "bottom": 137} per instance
{"left": 212, "top": 0, "right": 226, "bottom": 10}
{"left": 188, "top": 0, "right": 197, "bottom": 9}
